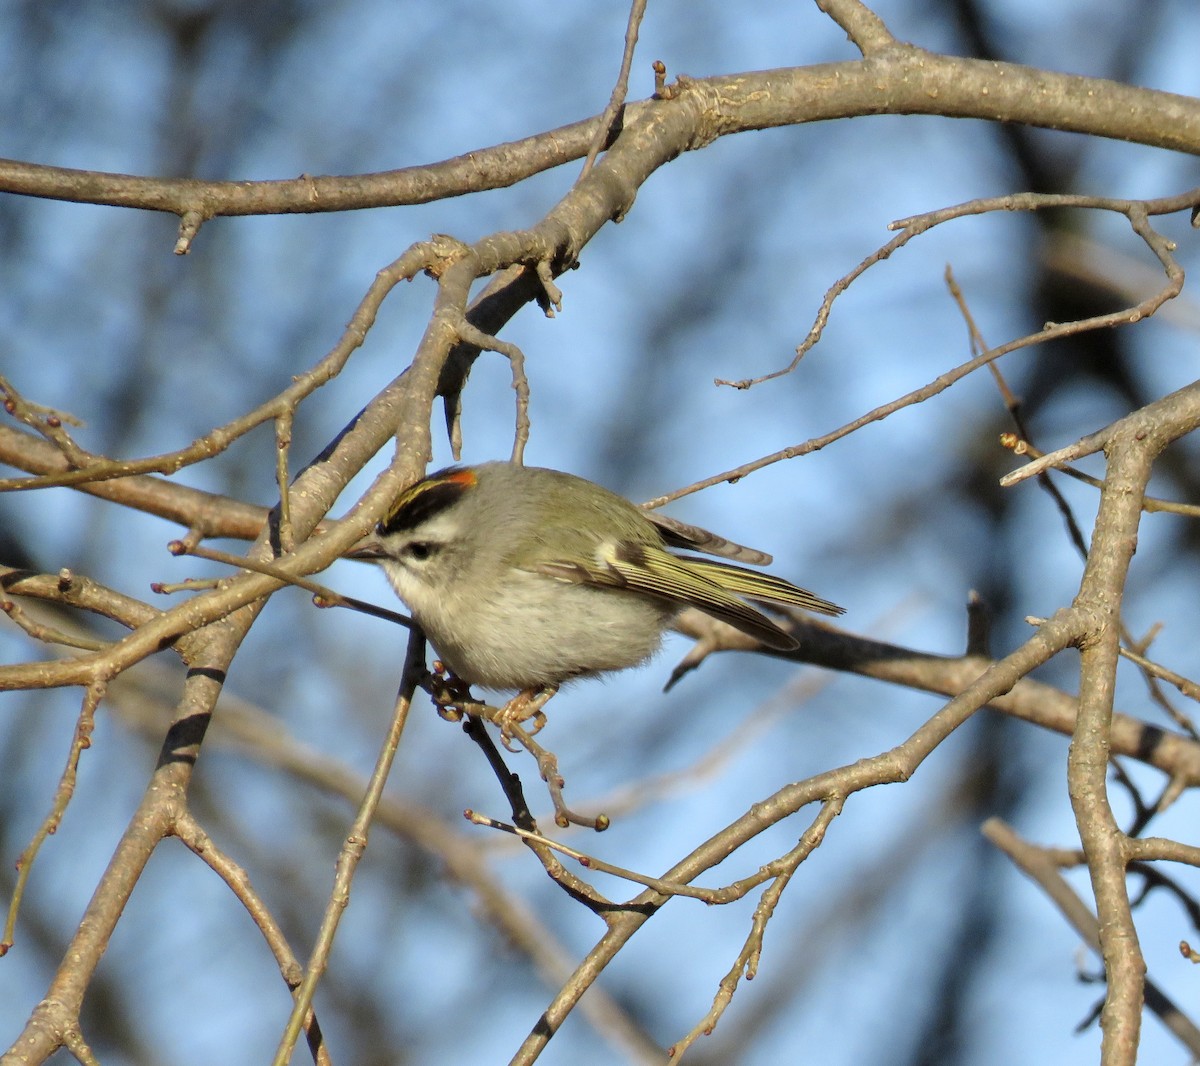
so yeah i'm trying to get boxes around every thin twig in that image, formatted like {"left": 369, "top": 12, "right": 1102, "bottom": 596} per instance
{"left": 671, "top": 797, "right": 845, "bottom": 1061}
{"left": 174, "top": 811, "right": 331, "bottom": 1066}
{"left": 170, "top": 542, "right": 413, "bottom": 629}
{"left": 3, "top": 682, "right": 105, "bottom": 954}
{"left": 984, "top": 818, "right": 1200, "bottom": 1056}
{"left": 270, "top": 630, "right": 423, "bottom": 1066}
{"left": 579, "top": 0, "right": 647, "bottom": 178}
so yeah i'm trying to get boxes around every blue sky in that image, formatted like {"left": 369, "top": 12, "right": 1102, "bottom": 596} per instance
{"left": 3, "top": 2, "right": 1200, "bottom": 1063}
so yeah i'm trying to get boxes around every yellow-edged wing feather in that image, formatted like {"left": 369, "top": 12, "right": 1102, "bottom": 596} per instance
{"left": 682, "top": 557, "right": 843, "bottom": 616}
{"left": 533, "top": 543, "right": 835, "bottom": 650}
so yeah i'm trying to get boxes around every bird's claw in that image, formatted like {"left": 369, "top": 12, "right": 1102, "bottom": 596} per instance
{"left": 496, "top": 685, "right": 557, "bottom": 749}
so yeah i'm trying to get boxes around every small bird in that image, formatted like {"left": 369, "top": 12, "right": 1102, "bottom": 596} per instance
{"left": 356, "top": 462, "right": 842, "bottom": 699}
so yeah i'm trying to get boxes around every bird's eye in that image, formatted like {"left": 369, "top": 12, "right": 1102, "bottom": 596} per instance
{"left": 405, "top": 541, "right": 438, "bottom": 561}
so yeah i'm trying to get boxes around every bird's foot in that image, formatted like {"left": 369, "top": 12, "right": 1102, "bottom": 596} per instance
{"left": 496, "top": 684, "right": 557, "bottom": 750}
{"left": 425, "top": 663, "right": 475, "bottom": 721}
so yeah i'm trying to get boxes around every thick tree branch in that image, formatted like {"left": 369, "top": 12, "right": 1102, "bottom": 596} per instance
{"left": 1, "top": 50, "right": 1198, "bottom": 234}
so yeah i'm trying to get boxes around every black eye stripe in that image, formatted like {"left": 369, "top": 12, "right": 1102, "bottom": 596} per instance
{"left": 379, "top": 469, "right": 472, "bottom": 536}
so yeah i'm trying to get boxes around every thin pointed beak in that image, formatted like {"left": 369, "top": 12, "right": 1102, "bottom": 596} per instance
{"left": 345, "top": 535, "right": 388, "bottom": 561}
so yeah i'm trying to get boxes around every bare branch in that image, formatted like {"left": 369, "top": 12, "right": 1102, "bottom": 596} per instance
{"left": 815, "top": 0, "right": 896, "bottom": 55}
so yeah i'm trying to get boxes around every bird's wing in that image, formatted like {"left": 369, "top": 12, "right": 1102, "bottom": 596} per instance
{"left": 681, "top": 556, "right": 844, "bottom": 617}
{"left": 645, "top": 512, "right": 773, "bottom": 566}
{"left": 533, "top": 543, "right": 800, "bottom": 650}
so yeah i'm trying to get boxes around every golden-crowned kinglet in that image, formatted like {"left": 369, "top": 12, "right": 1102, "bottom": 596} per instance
{"left": 357, "top": 463, "right": 841, "bottom": 692}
